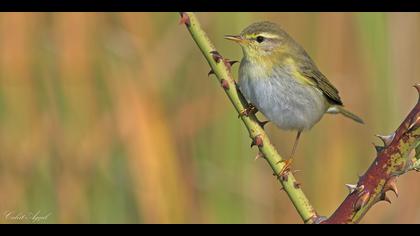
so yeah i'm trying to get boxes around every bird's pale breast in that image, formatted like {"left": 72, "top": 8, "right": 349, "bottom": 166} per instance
{"left": 239, "top": 59, "right": 327, "bottom": 131}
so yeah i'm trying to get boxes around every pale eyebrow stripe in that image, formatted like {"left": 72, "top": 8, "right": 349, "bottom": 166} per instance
{"left": 257, "top": 32, "right": 280, "bottom": 39}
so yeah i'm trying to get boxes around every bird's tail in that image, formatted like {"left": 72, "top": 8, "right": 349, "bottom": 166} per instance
{"left": 327, "top": 106, "right": 364, "bottom": 124}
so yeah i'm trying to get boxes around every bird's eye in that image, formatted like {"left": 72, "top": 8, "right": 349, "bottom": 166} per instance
{"left": 256, "top": 36, "right": 265, "bottom": 43}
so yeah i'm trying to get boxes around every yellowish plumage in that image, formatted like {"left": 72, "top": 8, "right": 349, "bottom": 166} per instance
{"left": 283, "top": 57, "right": 317, "bottom": 87}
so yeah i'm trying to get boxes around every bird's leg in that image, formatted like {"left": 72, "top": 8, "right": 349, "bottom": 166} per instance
{"left": 277, "top": 130, "right": 302, "bottom": 176}
{"left": 290, "top": 130, "right": 302, "bottom": 160}
{"left": 238, "top": 103, "right": 258, "bottom": 118}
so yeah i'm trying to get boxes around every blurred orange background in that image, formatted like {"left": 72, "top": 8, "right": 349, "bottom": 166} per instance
{"left": 0, "top": 12, "right": 419, "bottom": 224}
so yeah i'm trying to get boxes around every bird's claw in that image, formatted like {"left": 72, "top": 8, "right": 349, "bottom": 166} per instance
{"left": 276, "top": 159, "right": 293, "bottom": 181}
{"left": 238, "top": 104, "right": 258, "bottom": 118}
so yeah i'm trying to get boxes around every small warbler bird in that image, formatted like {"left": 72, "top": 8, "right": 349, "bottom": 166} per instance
{"left": 225, "top": 21, "right": 363, "bottom": 172}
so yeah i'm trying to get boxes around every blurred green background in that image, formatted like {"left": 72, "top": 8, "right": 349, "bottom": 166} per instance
{"left": 0, "top": 12, "right": 419, "bottom": 224}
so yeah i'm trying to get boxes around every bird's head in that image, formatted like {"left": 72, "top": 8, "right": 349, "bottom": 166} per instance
{"left": 225, "top": 21, "right": 293, "bottom": 65}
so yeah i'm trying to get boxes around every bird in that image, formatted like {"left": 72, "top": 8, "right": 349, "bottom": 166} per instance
{"left": 224, "top": 21, "right": 363, "bottom": 173}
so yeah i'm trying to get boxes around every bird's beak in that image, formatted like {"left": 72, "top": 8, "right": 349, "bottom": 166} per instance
{"left": 224, "top": 35, "right": 244, "bottom": 44}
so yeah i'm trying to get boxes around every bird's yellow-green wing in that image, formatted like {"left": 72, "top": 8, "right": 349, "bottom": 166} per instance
{"left": 299, "top": 64, "right": 343, "bottom": 106}
{"left": 283, "top": 52, "right": 343, "bottom": 106}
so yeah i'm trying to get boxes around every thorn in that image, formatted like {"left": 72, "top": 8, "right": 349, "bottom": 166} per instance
{"left": 354, "top": 191, "right": 370, "bottom": 212}
{"left": 223, "top": 59, "right": 238, "bottom": 71}
{"left": 384, "top": 176, "right": 399, "bottom": 197}
{"left": 414, "top": 84, "right": 420, "bottom": 98}
{"left": 345, "top": 184, "right": 357, "bottom": 194}
{"left": 250, "top": 135, "right": 263, "bottom": 148}
{"left": 358, "top": 173, "right": 364, "bottom": 182}
{"left": 372, "top": 143, "right": 384, "bottom": 153}
{"left": 279, "top": 186, "right": 284, "bottom": 191}
{"left": 376, "top": 133, "right": 395, "bottom": 146}
{"left": 210, "top": 51, "right": 223, "bottom": 63}
{"left": 379, "top": 193, "right": 392, "bottom": 204}
{"left": 345, "top": 184, "right": 364, "bottom": 195}
{"left": 408, "top": 116, "right": 420, "bottom": 131}
{"left": 220, "top": 79, "right": 230, "bottom": 90}
{"left": 255, "top": 152, "right": 264, "bottom": 160}
{"left": 179, "top": 12, "right": 191, "bottom": 26}
{"left": 293, "top": 181, "right": 302, "bottom": 189}
{"left": 207, "top": 69, "right": 214, "bottom": 76}
{"left": 258, "top": 120, "right": 269, "bottom": 129}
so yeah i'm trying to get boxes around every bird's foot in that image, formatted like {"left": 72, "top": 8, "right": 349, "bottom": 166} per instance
{"left": 238, "top": 103, "right": 258, "bottom": 118}
{"left": 277, "top": 159, "right": 293, "bottom": 180}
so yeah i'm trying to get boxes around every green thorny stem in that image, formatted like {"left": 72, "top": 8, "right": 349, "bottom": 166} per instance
{"left": 179, "top": 12, "right": 318, "bottom": 223}
{"left": 180, "top": 12, "right": 420, "bottom": 224}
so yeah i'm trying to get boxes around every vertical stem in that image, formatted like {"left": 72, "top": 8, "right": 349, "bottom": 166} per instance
{"left": 180, "top": 12, "right": 319, "bottom": 223}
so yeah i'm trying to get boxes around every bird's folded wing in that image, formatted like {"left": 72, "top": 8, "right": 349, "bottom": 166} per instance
{"left": 299, "top": 64, "right": 343, "bottom": 106}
